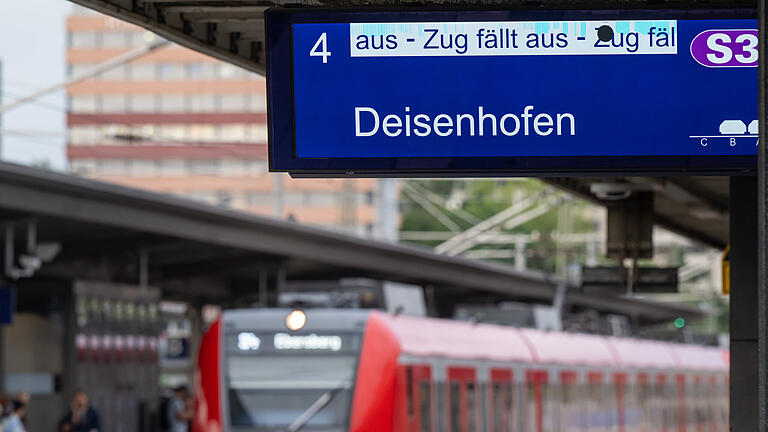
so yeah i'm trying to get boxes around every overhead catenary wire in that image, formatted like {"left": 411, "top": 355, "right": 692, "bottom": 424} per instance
{"left": 0, "top": 40, "right": 169, "bottom": 115}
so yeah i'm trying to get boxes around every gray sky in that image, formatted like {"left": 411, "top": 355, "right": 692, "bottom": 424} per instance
{"left": 0, "top": 0, "right": 71, "bottom": 170}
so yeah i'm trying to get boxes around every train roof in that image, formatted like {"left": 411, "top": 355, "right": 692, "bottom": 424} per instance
{"left": 219, "top": 308, "right": 728, "bottom": 372}
{"left": 374, "top": 312, "right": 728, "bottom": 372}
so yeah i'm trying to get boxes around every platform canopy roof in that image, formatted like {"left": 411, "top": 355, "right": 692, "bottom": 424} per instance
{"left": 0, "top": 161, "right": 705, "bottom": 323}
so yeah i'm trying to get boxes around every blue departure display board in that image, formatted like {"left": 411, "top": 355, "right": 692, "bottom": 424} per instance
{"left": 265, "top": 8, "right": 757, "bottom": 176}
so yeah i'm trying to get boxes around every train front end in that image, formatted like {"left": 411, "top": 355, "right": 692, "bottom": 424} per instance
{"left": 194, "top": 309, "right": 377, "bottom": 432}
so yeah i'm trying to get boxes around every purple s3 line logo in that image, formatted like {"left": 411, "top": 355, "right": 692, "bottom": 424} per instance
{"left": 690, "top": 29, "right": 758, "bottom": 67}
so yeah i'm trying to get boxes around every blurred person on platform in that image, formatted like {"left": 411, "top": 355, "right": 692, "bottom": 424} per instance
{"left": 11, "top": 394, "right": 28, "bottom": 427}
{"left": 2, "top": 393, "right": 29, "bottom": 418}
{"left": 167, "top": 386, "right": 193, "bottom": 432}
{"left": 1, "top": 400, "right": 25, "bottom": 432}
{"left": 58, "top": 391, "right": 100, "bottom": 432}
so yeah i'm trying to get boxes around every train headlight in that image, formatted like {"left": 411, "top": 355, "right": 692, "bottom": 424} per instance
{"left": 286, "top": 310, "right": 307, "bottom": 331}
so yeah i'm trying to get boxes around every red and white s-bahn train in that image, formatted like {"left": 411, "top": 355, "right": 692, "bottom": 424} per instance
{"left": 193, "top": 309, "right": 729, "bottom": 432}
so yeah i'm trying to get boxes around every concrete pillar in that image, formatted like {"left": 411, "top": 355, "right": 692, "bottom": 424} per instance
{"left": 757, "top": 1, "right": 768, "bottom": 428}
{"left": 729, "top": 176, "right": 759, "bottom": 431}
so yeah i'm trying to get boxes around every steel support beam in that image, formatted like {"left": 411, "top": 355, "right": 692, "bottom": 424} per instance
{"left": 730, "top": 176, "right": 759, "bottom": 431}
{"left": 757, "top": 0, "right": 768, "bottom": 427}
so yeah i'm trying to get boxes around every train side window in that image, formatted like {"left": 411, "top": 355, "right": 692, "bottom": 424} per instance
{"left": 605, "top": 382, "right": 618, "bottom": 429}
{"left": 436, "top": 381, "right": 446, "bottom": 432}
{"left": 668, "top": 380, "right": 678, "bottom": 429}
{"left": 467, "top": 382, "right": 477, "bottom": 432}
{"left": 506, "top": 383, "right": 515, "bottom": 432}
{"left": 406, "top": 366, "right": 415, "bottom": 419}
{"left": 697, "top": 381, "right": 709, "bottom": 426}
{"left": 420, "top": 380, "right": 432, "bottom": 432}
{"left": 505, "top": 382, "right": 514, "bottom": 432}
{"left": 450, "top": 381, "right": 461, "bottom": 432}
{"left": 652, "top": 381, "right": 665, "bottom": 429}
{"left": 636, "top": 381, "right": 652, "bottom": 430}
{"left": 493, "top": 383, "right": 503, "bottom": 432}
{"left": 656, "top": 379, "right": 676, "bottom": 430}
{"left": 518, "top": 382, "right": 527, "bottom": 432}
{"left": 491, "top": 381, "right": 514, "bottom": 432}
{"left": 541, "top": 383, "right": 554, "bottom": 432}
{"left": 525, "top": 382, "right": 536, "bottom": 432}
{"left": 559, "top": 380, "right": 578, "bottom": 431}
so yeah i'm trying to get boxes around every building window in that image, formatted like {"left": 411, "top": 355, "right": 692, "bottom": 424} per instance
{"left": 70, "top": 126, "right": 102, "bottom": 145}
{"left": 158, "top": 63, "right": 185, "bottom": 80}
{"left": 245, "top": 192, "right": 273, "bottom": 207}
{"left": 188, "top": 94, "right": 216, "bottom": 113}
{"left": 188, "top": 124, "right": 216, "bottom": 141}
{"left": 159, "top": 94, "right": 185, "bottom": 113}
{"left": 70, "top": 96, "right": 99, "bottom": 113}
{"left": 220, "top": 94, "right": 248, "bottom": 112}
{"left": 220, "top": 125, "right": 247, "bottom": 142}
{"left": 101, "top": 95, "right": 128, "bottom": 113}
{"left": 98, "top": 159, "right": 131, "bottom": 176}
{"left": 245, "top": 125, "right": 268, "bottom": 143}
{"left": 186, "top": 63, "right": 203, "bottom": 79}
{"left": 128, "top": 32, "right": 147, "bottom": 46}
{"left": 157, "top": 125, "right": 185, "bottom": 142}
{"left": 129, "top": 94, "right": 157, "bottom": 112}
{"left": 201, "top": 63, "right": 219, "bottom": 79}
{"left": 247, "top": 94, "right": 267, "bottom": 112}
{"left": 157, "top": 159, "right": 185, "bottom": 176}
{"left": 130, "top": 63, "right": 156, "bottom": 80}
{"left": 186, "top": 160, "right": 220, "bottom": 175}
{"left": 131, "top": 160, "right": 157, "bottom": 176}
{"left": 70, "top": 160, "right": 96, "bottom": 176}
{"left": 70, "top": 31, "right": 100, "bottom": 48}
{"left": 102, "top": 31, "right": 129, "bottom": 48}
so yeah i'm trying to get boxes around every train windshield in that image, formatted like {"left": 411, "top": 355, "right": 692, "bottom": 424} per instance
{"left": 225, "top": 332, "right": 361, "bottom": 431}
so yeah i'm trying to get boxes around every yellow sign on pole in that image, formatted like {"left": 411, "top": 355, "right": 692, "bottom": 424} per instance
{"left": 722, "top": 244, "right": 730, "bottom": 295}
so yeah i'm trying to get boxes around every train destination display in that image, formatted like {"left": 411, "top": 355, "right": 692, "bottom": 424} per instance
{"left": 265, "top": 9, "right": 757, "bottom": 175}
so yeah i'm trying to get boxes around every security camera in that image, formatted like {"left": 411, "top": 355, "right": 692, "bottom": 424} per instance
{"left": 18, "top": 254, "right": 42, "bottom": 271}
{"left": 35, "top": 242, "right": 61, "bottom": 263}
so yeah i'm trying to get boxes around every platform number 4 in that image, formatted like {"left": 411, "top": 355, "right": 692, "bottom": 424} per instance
{"left": 310, "top": 32, "right": 331, "bottom": 63}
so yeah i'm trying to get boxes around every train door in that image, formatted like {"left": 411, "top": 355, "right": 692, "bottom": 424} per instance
{"left": 523, "top": 370, "right": 554, "bottom": 432}
{"left": 447, "top": 367, "right": 480, "bottom": 432}
{"left": 558, "top": 371, "right": 584, "bottom": 432}
{"left": 489, "top": 368, "right": 516, "bottom": 432}
{"left": 397, "top": 364, "right": 434, "bottom": 432}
